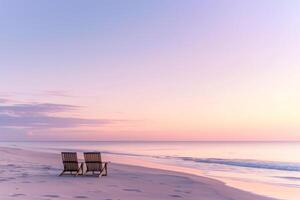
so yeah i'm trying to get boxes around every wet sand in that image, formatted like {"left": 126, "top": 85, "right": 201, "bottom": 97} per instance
{"left": 0, "top": 147, "right": 276, "bottom": 200}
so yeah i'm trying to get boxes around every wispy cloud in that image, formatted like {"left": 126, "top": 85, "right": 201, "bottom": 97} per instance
{"left": 0, "top": 98, "right": 11, "bottom": 103}
{"left": 43, "top": 90, "right": 74, "bottom": 97}
{"left": 0, "top": 114, "right": 113, "bottom": 129}
{"left": 0, "top": 103, "right": 78, "bottom": 116}
{"left": 1, "top": 90, "right": 75, "bottom": 99}
{"left": 0, "top": 102, "right": 119, "bottom": 130}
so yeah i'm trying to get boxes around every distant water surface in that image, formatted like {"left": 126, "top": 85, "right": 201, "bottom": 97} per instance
{"left": 1, "top": 141, "right": 300, "bottom": 200}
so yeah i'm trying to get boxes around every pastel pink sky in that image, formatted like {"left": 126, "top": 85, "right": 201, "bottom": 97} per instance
{"left": 0, "top": 1, "right": 300, "bottom": 141}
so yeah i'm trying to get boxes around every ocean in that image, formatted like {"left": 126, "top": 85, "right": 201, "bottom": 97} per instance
{"left": 1, "top": 141, "right": 300, "bottom": 200}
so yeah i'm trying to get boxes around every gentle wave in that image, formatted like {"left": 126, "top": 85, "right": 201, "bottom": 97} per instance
{"left": 178, "top": 157, "right": 300, "bottom": 172}
{"left": 32, "top": 145, "right": 300, "bottom": 172}
{"left": 275, "top": 176, "right": 300, "bottom": 180}
{"left": 98, "top": 150, "right": 300, "bottom": 172}
{"left": 95, "top": 151, "right": 300, "bottom": 172}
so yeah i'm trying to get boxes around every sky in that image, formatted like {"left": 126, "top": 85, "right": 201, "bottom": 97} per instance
{"left": 0, "top": 0, "right": 300, "bottom": 141}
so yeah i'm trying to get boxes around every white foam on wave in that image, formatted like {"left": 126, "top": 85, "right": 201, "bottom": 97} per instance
{"left": 179, "top": 157, "right": 300, "bottom": 172}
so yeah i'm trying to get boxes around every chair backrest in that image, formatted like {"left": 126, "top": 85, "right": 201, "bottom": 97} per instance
{"left": 84, "top": 152, "right": 102, "bottom": 171}
{"left": 61, "top": 152, "right": 79, "bottom": 171}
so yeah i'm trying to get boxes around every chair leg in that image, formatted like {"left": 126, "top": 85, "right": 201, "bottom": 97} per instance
{"left": 103, "top": 164, "right": 108, "bottom": 176}
{"left": 75, "top": 171, "right": 79, "bottom": 176}
{"left": 99, "top": 164, "right": 107, "bottom": 177}
{"left": 76, "top": 163, "right": 84, "bottom": 176}
{"left": 59, "top": 171, "right": 65, "bottom": 176}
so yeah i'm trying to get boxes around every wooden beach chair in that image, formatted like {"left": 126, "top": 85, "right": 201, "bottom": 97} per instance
{"left": 59, "top": 152, "right": 83, "bottom": 176}
{"left": 83, "top": 152, "right": 108, "bottom": 177}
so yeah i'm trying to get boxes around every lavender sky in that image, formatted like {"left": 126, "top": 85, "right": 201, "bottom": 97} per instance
{"left": 0, "top": 0, "right": 300, "bottom": 141}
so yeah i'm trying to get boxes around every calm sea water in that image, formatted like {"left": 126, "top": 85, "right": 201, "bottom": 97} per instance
{"left": 1, "top": 141, "right": 300, "bottom": 199}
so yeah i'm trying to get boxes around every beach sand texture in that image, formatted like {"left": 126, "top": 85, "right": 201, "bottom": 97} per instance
{"left": 0, "top": 147, "right": 275, "bottom": 200}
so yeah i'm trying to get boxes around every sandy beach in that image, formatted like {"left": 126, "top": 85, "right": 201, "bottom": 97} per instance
{"left": 0, "top": 146, "right": 275, "bottom": 200}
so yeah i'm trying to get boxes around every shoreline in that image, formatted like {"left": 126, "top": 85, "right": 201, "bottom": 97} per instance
{"left": 0, "top": 146, "right": 276, "bottom": 200}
